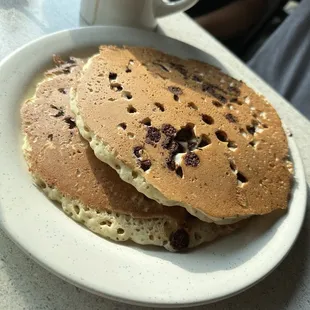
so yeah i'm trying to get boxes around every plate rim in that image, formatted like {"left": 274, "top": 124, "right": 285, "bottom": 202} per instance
{"left": 0, "top": 25, "right": 307, "bottom": 308}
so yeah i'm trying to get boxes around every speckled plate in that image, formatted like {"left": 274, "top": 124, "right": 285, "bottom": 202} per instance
{"left": 0, "top": 26, "right": 307, "bottom": 308}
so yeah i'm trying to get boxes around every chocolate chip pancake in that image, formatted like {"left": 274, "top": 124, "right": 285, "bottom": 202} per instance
{"left": 21, "top": 56, "right": 243, "bottom": 252}
{"left": 71, "top": 46, "right": 293, "bottom": 224}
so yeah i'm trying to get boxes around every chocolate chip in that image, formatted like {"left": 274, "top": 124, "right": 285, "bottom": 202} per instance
{"left": 168, "top": 86, "right": 183, "bottom": 96}
{"left": 161, "top": 124, "right": 177, "bottom": 137}
{"left": 225, "top": 113, "right": 238, "bottom": 123}
{"left": 64, "top": 116, "right": 76, "bottom": 129}
{"left": 192, "top": 75, "right": 202, "bottom": 82}
{"left": 109, "top": 72, "right": 117, "bottom": 80}
{"left": 165, "top": 155, "right": 176, "bottom": 171}
{"left": 161, "top": 137, "right": 172, "bottom": 149}
{"left": 47, "top": 134, "right": 53, "bottom": 141}
{"left": 169, "top": 228, "right": 189, "bottom": 250}
{"left": 184, "top": 152, "right": 200, "bottom": 167}
{"left": 58, "top": 88, "right": 67, "bottom": 94}
{"left": 146, "top": 127, "right": 161, "bottom": 144}
{"left": 133, "top": 146, "right": 143, "bottom": 158}
{"left": 228, "top": 86, "right": 241, "bottom": 96}
{"left": 161, "top": 138, "right": 180, "bottom": 154}
{"left": 139, "top": 159, "right": 151, "bottom": 171}
{"left": 170, "top": 141, "right": 181, "bottom": 153}
{"left": 125, "top": 67, "right": 132, "bottom": 73}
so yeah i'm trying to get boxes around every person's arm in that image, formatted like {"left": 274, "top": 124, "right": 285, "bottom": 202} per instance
{"left": 195, "top": 0, "right": 269, "bottom": 39}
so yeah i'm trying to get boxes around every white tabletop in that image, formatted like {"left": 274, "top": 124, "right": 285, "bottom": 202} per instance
{"left": 1, "top": 1, "right": 310, "bottom": 309}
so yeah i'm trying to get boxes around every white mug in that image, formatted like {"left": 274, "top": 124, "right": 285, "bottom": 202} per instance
{"left": 80, "top": 0, "right": 198, "bottom": 30}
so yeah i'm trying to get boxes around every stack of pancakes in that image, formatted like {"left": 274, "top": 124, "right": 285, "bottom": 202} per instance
{"left": 21, "top": 46, "right": 293, "bottom": 252}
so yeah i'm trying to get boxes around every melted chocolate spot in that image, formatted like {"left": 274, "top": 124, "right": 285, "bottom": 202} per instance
{"left": 225, "top": 113, "right": 238, "bottom": 123}
{"left": 161, "top": 137, "right": 180, "bottom": 154}
{"left": 161, "top": 124, "right": 177, "bottom": 137}
{"left": 133, "top": 146, "right": 143, "bottom": 158}
{"left": 146, "top": 127, "right": 161, "bottom": 144}
{"left": 170, "top": 228, "right": 189, "bottom": 250}
{"left": 47, "top": 134, "right": 53, "bottom": 141}
{"left": 64, "top": 116, "right": 76, "bottom": 129}
{"left": 184, "top": 152, "right": 200, "bottom": 167}
{"left": 161, "top": 137, "right": 172, "bottom": 149}
{"left": 139, "top": 159, "right": 151, "bottom": 171}
{"left": 168, "top": 86, "right": 183, "bottom": 96}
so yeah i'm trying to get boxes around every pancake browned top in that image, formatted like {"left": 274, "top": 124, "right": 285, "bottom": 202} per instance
{"left": 21, "top": 57, "right": 187, "bottom": 222}
{"left": 73, "top": 46, "right": 292, "bottom": 220}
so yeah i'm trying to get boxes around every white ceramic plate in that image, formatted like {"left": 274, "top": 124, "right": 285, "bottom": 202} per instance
{"left": 0, "top": 26, "right": 307, "bottom": 308}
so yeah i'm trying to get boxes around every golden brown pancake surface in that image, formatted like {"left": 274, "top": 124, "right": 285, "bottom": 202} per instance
{"left": 71, "top": 46, "right": 292, "bottom": 221}
{"left": 21, "top": 56, "right": 244, "bottom": 251}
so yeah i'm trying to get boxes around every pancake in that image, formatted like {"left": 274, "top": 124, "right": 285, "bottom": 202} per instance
{"left": 70, "top": 45, "right": 293, "bottom": 224}
{"left": 21, "top": 56, "right": 244, "bottom": 252}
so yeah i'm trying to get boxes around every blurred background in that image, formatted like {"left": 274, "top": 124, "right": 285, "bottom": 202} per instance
{"left": 172, "top": 0, "right": 301, "bottom": 61}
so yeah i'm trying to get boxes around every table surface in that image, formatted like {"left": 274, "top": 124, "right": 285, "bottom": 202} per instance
{"left": 0, "top": 1, "right": 309, "bottom": 310}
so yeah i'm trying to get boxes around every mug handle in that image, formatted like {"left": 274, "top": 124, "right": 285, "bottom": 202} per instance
{"left": 155, "top": 0, "right": 198, "bottom": 18}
